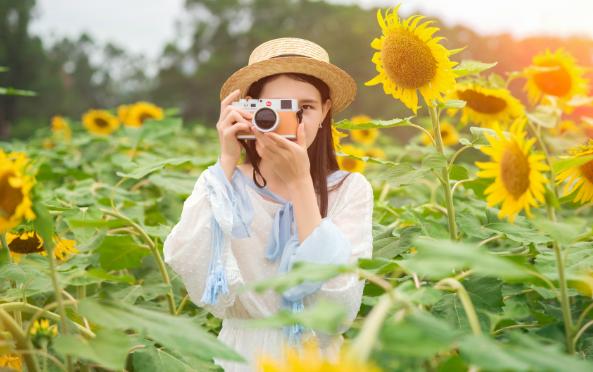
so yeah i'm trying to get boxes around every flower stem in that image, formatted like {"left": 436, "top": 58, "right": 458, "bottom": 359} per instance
{"left": 350, "top": 294, "right": 395, "bottom": 362}
{"left": 527, "top": 119, "right": 574, "bottom": 354}
{"left": 0, "top": 308, "right": 40, "bottom": 372}
{"left": 100, "top": 208, "right": 176, "bottom": 315}
{"left": 428, "top": 105, "right": 458, "bottom": 240}
{"left": 435, "top": 278, "right": 482, "bottom": 335}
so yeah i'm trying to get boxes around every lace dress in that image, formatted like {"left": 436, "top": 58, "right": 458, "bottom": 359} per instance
{"left": 163, "top": 161, "right": 374, "bottom": 371}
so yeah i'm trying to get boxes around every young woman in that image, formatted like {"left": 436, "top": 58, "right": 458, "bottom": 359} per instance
{"left": 163, "top": 37, "right": 374, "bottom": 372}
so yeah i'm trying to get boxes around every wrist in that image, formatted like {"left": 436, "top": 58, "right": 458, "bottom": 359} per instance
{"left": 287, "top": 174, "right": 314, "bottom": 195}
{"left": 219, "top": 154, "right": 238, "bottom": 181}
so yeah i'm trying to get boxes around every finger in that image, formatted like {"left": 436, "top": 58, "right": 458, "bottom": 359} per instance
{"left": 222, "top": 105, "right": 253, "bottom": 122}
{"left": 223, "top": 111, "right": 251, "bottom": 129}
{"left": 220, "top": 89, "right": 241, "bottom": 109}
{"left": 225, "top": 122, "right": 252, "bottom": 137}
{"left": 266, "top": 132, "right": 293, "bottom": 151}
{"left": 296, "top": 123, "right": 307, "bottom": 148}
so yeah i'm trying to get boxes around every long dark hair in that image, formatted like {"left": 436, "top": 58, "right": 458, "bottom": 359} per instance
{"left": 240, "top": 73, "right": 351, "bottom": 217}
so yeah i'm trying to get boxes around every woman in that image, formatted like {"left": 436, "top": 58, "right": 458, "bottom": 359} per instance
{"left": 163, "top": 37, "right": 374, "bottom": 371}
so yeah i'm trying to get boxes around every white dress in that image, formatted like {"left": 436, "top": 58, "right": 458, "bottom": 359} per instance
{"left": 163, "top": 164, "right": 374, "bottom": 372}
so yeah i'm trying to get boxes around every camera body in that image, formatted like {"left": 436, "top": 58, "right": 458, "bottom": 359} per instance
{"left": 231, "top": 98, "right": 303, "bottom": 140}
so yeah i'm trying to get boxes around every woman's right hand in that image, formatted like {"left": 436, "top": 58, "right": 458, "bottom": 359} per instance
{"left": 217, "top": 89, "right": 253, "bottom": 170}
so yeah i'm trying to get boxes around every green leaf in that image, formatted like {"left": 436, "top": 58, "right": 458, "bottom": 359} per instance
{"left": 53, "top": 329, "right": 133, "bottom": 370}
{"left": 553, "top": 154, "right": 593, "bottom": 174}
{"left": 379, "top": 311, "right": 463, "bottom": 357}
{"left": 333, "top": 116, "right": 415, "bottom": 130}
{"left": 115, "top": 156, "right": 199, "bottom": 179}
{"left": 247, "top": 298, "right": 348, "bottom": 334}
{"left": 484, "top": 222, "right": 551, "bottom": 244}
{"left": 95, "top": 235, "right": 151, "bottom": 270}
{"left": 421, "top": 153, "right": 447, "bottom": 170}
{"left": 398, "top": 236, "right": 532, "bottom": 280}
{"left": 32, "top": 201, "right": 55, "bottom": 251}
{"left": 248, "top": 261, "right": 354, "bottom": 294}
{"left": 132, "top": 345, "right": 203, "bottom": 372}
{"left": 453, "top": 60, "right": 498, "bottom": 77}
{"left": 527, "top": 105, "right": 561, "bottom": 128}
{"left": 449, "top": 164, "right": 469, "bottom": 181}
{"left": 531, "top": 218, "right": 582, "bottom": 245}
{"left": 78, "top": 298, "right": 244, "bottom": 362}
{"left": 0, "top": 87, "right": 37, "bottom": 96}
{"left": 438, "top": 100, "right": 466, "bottom": 109}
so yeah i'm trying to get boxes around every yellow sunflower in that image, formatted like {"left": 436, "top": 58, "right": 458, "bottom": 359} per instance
{"left": 117, "top": 104, "right": 131, "bottom": 124}
{"left": 447, "top": 83, "right": 525, "bottom": 127}
{"left": 82, "top": 109, "right": 120, "bottom": 136}
{"left": 0, "top": 150, "right": 36, "bottom": 233}
{"left": 123, "top": 102, "right": 164, "bottom": 127}
{"left": 6, "top": 230, "right": 79, "bottom": 263}
{"left": 50, "top": 115, "right": 72, "bottom": 141}
{"left": 349, "top": 115, "right": 379, "bottom": 145}
{"left": 524, "top": 49, "right": 589, "bottom": 110}
{"left": 475, "top": 118, "right": 550, "bottom": 222}
{"left": 365, "top": 5, "right": 458, "bottom": 113}
{"left": 0, "top": 354, "right": 22, "bottom": 370}
{"left": 365, "top": 147, "right": 386, "bottom": 159}
{"left": 257, "top": 337, "right": 382, "bottom": 372}
{"left": 556, "top": 140, "right": 593, "bottom": 204}
{"left": 332, "top": 125, "right": 348, "bottom": 152}
{"left": 548, "top": 119, "right": 582, "bottom": 137}
{"left": 421, "top": 121, "right": 459, "bottom": 146}
{"left": 30, "top": 318, "right": 58, "bottom": 338}
{"left": 338, "top": 145, "right": 366, "bottom": 173}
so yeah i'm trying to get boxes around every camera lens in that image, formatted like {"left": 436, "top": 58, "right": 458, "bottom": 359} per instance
{"left": 253, "top": 108, "right": 277, "bottom": 130}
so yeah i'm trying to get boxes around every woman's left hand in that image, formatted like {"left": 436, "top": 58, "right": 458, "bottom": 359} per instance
{"left": 253, "top": 123, "right": 311, "bottom": 188}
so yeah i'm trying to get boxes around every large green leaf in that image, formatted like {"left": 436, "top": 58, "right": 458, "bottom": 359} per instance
{"left": 333, "top": 116, "right": 415, "bottom": 130}
{"left": 53, "top": 329, "right": 132, "bottom": 370}
{"left": 398, "top": 237, "right": 532, "bottom": 280}
{"left": 453, "top": 60, "right": 498, "bottom": 77}
{"left": 95, "top": 235, "right": 151, "bottom": 270}
{"left": 78, "top": 298, "right": 244, "bottom": 363}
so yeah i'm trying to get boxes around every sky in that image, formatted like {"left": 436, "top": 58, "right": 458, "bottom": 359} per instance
{"left": 30, "top": 0, "right": 593, "bottom": 60}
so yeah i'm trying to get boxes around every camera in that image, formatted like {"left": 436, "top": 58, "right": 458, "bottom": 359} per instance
{"left": 231, "top": 98, "right": 303, "bottom": 140}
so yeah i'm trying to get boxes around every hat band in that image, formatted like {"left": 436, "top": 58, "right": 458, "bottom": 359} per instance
{"left": 270, "top": 54, "right": 312, "bottom": 59}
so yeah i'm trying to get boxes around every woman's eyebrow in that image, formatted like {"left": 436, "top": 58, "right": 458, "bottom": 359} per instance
{"left": 298, "top": 99, "right": 318, "bottom": 105}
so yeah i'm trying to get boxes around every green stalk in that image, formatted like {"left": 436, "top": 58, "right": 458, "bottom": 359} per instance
{"left": 0, "top": 235, "right": 22, "bottom": 327}
{"left": 100, "top": 209, "right": 176, "bottom": 315}
{"left": 46, "top": 242, "right": 75, "bottom": 371}
{"left": 428, "top": 105, "right": 458, "bottom": 240}
{"left": 350, "top": 294, "right": 394, "bottom": 362}
{"left": 435, "top": 278, "right": 481, "bottom": 335}
{"left": 0, "top": 308, "right": 40, "bottom": 372}
{"left": 527, "top": 120, "right": 574, "bottom": 354}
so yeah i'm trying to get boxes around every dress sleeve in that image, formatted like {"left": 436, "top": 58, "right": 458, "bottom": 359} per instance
{"left": 281, "top": 173, "right": 374, "bottom": 334}
{"left": 162, "top": 159, "right": 253, "bottom": 318}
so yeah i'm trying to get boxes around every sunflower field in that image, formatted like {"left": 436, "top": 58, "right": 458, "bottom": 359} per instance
{"left": 3, "top": 4, "right": 593, "bottom": 372}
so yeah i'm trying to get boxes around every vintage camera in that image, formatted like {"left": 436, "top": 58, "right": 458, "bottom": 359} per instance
{"left": 231, "top": 98, "right": 303, "bottom": 140}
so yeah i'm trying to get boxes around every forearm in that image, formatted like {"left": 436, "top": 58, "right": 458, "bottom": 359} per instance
{"left": 289, "top": 175, "right": 322, "bottom": 243}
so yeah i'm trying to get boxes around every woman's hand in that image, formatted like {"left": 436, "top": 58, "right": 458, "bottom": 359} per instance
{"left": 253, "top": 122, "right": 311, "bottom": 191}
{"left": 217, "top": 89, "right": 253, "bottom": 179}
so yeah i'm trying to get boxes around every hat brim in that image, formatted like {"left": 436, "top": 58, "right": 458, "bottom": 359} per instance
{"left": 220, "top": 56, "right": 356, "bottom": 114}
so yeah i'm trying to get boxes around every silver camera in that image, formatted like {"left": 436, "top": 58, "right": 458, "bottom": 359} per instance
{"left": 230, "top": 98, "right": 303, "bottom": 139}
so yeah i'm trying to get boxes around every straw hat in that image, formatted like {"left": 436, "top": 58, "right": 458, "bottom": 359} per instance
{"left": 219, "top": 37, "right": 356, "bottom": 114}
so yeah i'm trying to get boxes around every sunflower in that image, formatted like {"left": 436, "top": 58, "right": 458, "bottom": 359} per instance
{"left": 331, "top": 125, "right": 348, "bottom": 152}
{"left": 30, "top": 318, "right": 58, "bottom": 338}
{"left": 6, "top": 230, "right": 79, "bottom": 263}
{"left": 475, "top": 118, "right": 550, "bottom": 222}
{"left": 0, "top": 354, "right": 22, "bottom": 370}
{"left": 122, "top": 102, "right": 164, "bottom": 127}
{"left": 447, "top": 83, "right": 525, "bottom": 127}
{"left": 365, "top": 147, "right": 386, "bottom": 159}
{"left": 0, "top": 150, "right": 36, "bottom": 233}
{"left": 82, "top": 109, "right": 120, "bottom": 136}
{"left": 338, "top": 145, "right": 366, "bottom": 173}
{"left": 51, "top": 115, "right": 72, "bottom": 141}
{"left": 421, "top": 121, "right": 459, "bottom": 146}
{"left": 556, "top": 140, "right": 593, "bottom": 204}
{"left": 117, "top": 104, "right": 131, "bottom": 123}
{"left": 365, "top": 5, "right": 458, "bottom": 113}
{"left": 548, "top": 119, "right": 582, "bottom": 137}
{"left": 349, "top": 115, "right": 379, "bottom": 145}
{"left": 257, "top": 337, "right": 381, "bottom": 372}
{"left": 524, "top": 49, "right": 589, "bottom": 110}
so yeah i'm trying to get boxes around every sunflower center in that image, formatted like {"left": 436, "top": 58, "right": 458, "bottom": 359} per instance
{"left": 138, "top": 113, "right": 155, "bottom": 124}
{"left": 8, "top": 234, "right": 44, "bottom": 254}
{"left": 94, "top": 118, "right": 109, "bottom": 128}
{"left": 381, "top": 30, "right": 437, "bottom": 89}
{"left": 441, "top": 129, "right": 450, "bottom": 139}
{"left": 533, "top": 62, "right": 572, "bottom": 97}
{"left": 579, "top": 160, "right": 593, "bottom": 184}
{"left": 457, "top": 89, "right": 507, "bottom": 114}
{"left": 500, "top": 143, "right": 531, "bottom": 198}
{"left": 342, "top": 158, "right": 358, "bottom": 170}
{"left": 0, "top": 171, "right": 23, "bottom": 218}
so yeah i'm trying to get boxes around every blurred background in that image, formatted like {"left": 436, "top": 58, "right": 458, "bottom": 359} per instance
{"left": 1, "top": 0, "right": 592, "bottom": 140}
